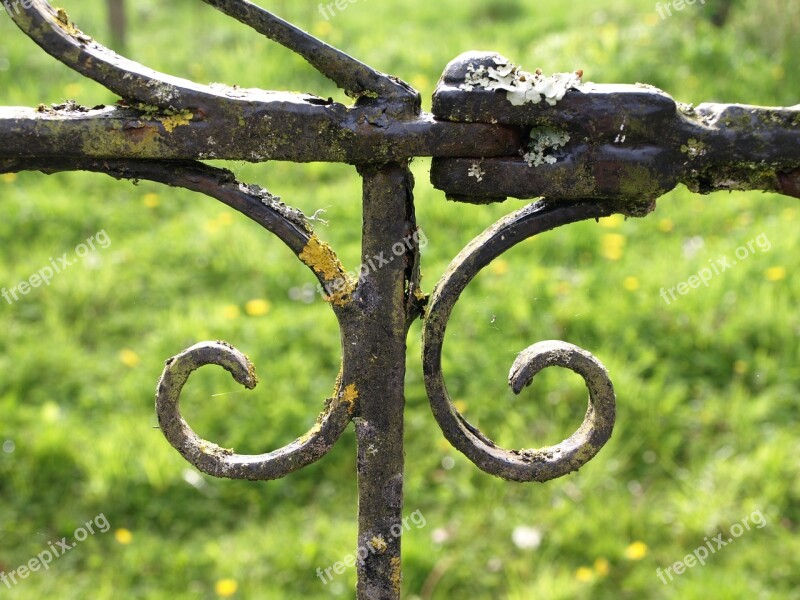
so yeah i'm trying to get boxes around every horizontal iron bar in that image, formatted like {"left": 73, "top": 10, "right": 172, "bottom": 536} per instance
{"left": 0, "top": 105, "right": 522, "bottom": 163}
{"left": 430, "top": 52, "right": 800, "bottom": 205}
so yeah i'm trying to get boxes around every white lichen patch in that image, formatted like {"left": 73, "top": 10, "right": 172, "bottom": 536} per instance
{"left": 615, "top": 117, "right": 627, "bottom": 144}
{"left": 144, "top": 79, "right": 178, "bottom": 104}
{"left": 523, "top": 128, "right": 571, "bottom": 167}
{"left": 681, "top": 138, "right": 707, "bottom": 159}
{"left": 468, "top": 162, "right": 485, "bottom": 182}
{"left": 240, "top": 183, "right": 308, "bottom": 227}
{"left": 460, "top": 56, "right": 583, "bottom": 107}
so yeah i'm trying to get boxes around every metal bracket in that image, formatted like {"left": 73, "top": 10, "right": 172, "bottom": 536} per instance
{"left": 431, "top": 52, "right": 800, "bottom": 213}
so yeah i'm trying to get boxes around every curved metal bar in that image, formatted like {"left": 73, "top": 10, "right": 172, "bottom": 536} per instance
{"left": 200, "top": 0, "right": 419, "bottom": 109}
{"left": 0, "top": 157, "right": 356, "bottom": 302}
{"left": 155, "top": 341, "right": 355, "bottom": 480}
{"left": 5, "top": 0, "right": 418, "bottom": 118}
{"left": 422, "top": 199, "right": 620, "bottom": 482}
{"left": 5, "top": 1, "right": 332, "bottom": 113}
{"left": 0, "top": 156, "right": 358, "bottom": 478}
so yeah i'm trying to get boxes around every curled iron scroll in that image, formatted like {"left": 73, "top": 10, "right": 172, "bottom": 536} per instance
{"left": 155, "top": 340, "right": 356, "bottom": 481}
{"left": 2, "top": 0, "right": 395, "bottom": 483}
{"left": 0, "top": 156, "right": 358, "bottom": 481}
{"left": 422, "top": 200, "right": 618, "bottom": 482}
{"left": 135, "top": 162, "right": 359, "bottom": 481}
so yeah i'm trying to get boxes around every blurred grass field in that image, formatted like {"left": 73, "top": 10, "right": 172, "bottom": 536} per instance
{"left": 0, "top": 0, "right": 799, "bottom": 598}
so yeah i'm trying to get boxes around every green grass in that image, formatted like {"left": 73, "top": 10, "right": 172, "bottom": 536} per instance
{"left": 0, "top": 0, "right": 799, "bottom": 598}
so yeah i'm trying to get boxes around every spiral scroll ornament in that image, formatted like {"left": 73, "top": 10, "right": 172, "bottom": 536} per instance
{"left": 423, "top": 199, "right": 618, "bottom": 482}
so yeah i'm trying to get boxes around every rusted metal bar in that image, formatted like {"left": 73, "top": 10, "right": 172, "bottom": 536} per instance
{"left": 199, "top": 0, "right": 420, "bottom": 109}
{"left": 2, "top": 1, "right": 799, "bottom": 598}
{"left": 0, "top": 105, "right": 522, "bottom": 163}
{"left": 422, "top": 200, "right": 619, "bottom": 482}
{"left": 430, "top": 52, "right": 800, "bottom": 206}
{"left": 0, "top": 2, "right": 515, "bottom": 163}
{"left": 350, "top": 163, "right": 419, "bottom": 599}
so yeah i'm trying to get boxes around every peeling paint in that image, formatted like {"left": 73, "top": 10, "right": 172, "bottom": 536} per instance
{"left": 467, "top": 162, "right": 485, "bottom": 182}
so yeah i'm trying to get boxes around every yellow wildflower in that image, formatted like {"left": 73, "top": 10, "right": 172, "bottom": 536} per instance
{"left": 114, "top": 529, "right": 133, "bottom": 545}
{"left": 599, "top": 214, "right": 624, "bottom": 229}
{"left": 594, "top": 557, "right": 610, "bottom": 576}
{"left": 765, "top": 267, "right": 786, "bottom": 281}
{"left": 222, "top": 305, "right": 241, "bottom": 320}
{"left": 490, "top": 259, "right": 509, "bottom": 276}
{"left": 245, "top": 299, "right": 271, "bottom": 317}
{"left": 215, "top": 579, "right": 238, "bottom": 597}
{"left": 120, "top": 349, "right": 140, "bottom": 368}
{"left": 601, "top": 234, "right": 625, "bottom": 261}
{"left": 624, "top": 541, "right": 648, "bottom": 560}
{"left": 623, "top": 276, "right": 640, "bottom": 291}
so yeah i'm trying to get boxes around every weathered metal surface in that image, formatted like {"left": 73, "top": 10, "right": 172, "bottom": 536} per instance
{"left": 351, "top": 163, "right": 419, "bottom": 599}
{"left": 422, "top": 200, "right": 619, "bottom": 482}
{"left": 431, "top": 52, "right": 800, "bottom": 205}
{"left": 0, "top": 2, "right": 518, "bottom": 163}
{"left": 2, "top": 2, "right": 799, "bottom": 599}
{"left": 0, "top": 105, "right": 522, "bottom": 163}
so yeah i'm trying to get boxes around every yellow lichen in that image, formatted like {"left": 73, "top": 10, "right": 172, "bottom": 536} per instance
{"left": 340, "top": 383, "right": 359, "bottom": 413}
{"left": 390, "top": 556, "right": 402, "bottom": 592}
{"left": 322, "top": 278, "right": 356, "bottom": 307}
{"left": 370, "top": 536, "right": 387, "bottom": 553}
{"left": 159, "top": 110, "right": 193, "bottom": 133}
{"left": 53, "top": 7, "right": 90, "bottom": 41}
{"left": 199, "top": 441, "right": 234, "bottom": 456}
{"left": 297, "top": 420, "right": 323, "bottom": 445}
{"left": 680, "top": 138, "right": 706, "bottom": 158}
{"left": 131, "top": 104, "right": 193, "bottom": 133}
{"left": 299, "top": 235, "right": 345, "bottom": 280}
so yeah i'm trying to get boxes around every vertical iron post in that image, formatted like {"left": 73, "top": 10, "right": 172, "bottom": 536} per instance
{"left": 351, "top": 163, "right": 417, "bottom": 599}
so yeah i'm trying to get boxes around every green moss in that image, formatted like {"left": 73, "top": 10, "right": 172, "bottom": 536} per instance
{"left": 80, "top": 120, "right": 163, "bottom": 157}
{"left": 619, "top": 164, "right": 659, "bottom": 199}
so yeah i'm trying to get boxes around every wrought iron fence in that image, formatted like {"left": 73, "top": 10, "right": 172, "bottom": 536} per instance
{"left": 1, "top": 2, "right": 798, "bottom": 598}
